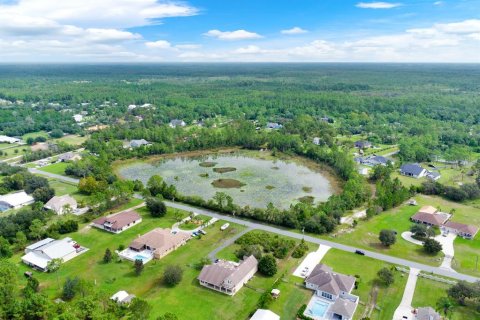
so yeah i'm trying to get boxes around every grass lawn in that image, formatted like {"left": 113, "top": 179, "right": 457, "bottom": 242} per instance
{"left": 326, "top": 197, "right": 444, "bottom": 267}
{"left": 54, "top": 134, "right": 88, "bottom": 146}
{"left": 321, "top": 249, "right": 407, "bottom": 320}
{"left": 0, "top": 145, "right": 29, "bottom": 160}
{"left": 9, "top": 205, "right": 278, "bottom": 319}
{"left": 412, "top": 277, "right": 479, "bottom": 319}
{"left": 40, "top": 162, "right": 69, "bottom": 175}
{"left": 22, "top": 131, "right": 49, "bottom": 141}
{"left": 391, "top": 172, "right": 424, "bottom": 188}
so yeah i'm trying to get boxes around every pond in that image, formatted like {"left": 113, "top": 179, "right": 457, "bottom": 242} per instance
{"left": 117, "top": 153, "right": 335, "bottom": 209}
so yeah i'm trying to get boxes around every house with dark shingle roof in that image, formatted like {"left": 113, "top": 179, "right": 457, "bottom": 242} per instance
{"left": 198, "top": 255, "right": 258, "bottom": 296}
{"left": 354, "top": 140, "right": 372, "bottom": 149}
{"left": 305, "top": 264, "right": 359, "bottom": 320}
{"left": 400, "top": 163, "right": 427, "bottom": 178}
{"left": 354, "top": 155, "right": 392, "bottom": 167}
{"left": 92, "top": 210, "right": 142, "bottom": 234}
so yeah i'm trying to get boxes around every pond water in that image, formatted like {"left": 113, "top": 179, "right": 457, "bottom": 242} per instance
{"left": 118, "top": 153, "right": 335, "bottom": 209}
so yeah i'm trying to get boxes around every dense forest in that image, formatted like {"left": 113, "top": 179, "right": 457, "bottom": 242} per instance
{"left": 0, "top": 64, "right": 479, "bottom": 159}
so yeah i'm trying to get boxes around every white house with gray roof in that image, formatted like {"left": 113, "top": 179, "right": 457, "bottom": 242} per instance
{"left": 304, "top": 264, "right": 359, "bottom": 320}
{"left": 198, "top": 255, "right": 258, "bottom": 295}
{"left": 400, "top": 163, "right": 428, "bottom": 178}
{"left": 21, "top": 237, "right": 88, "bottom": 272}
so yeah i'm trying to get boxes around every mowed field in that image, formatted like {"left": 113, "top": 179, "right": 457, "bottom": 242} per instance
{"left": 413, "top": 277, "right": 478, "bottom": 319}
{"left": 326, "top": 194, "right": 480, "bottom": 277}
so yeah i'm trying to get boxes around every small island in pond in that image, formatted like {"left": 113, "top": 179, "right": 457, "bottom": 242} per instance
{"left": 211, "top": 178, "right": 246, "bottom": 188}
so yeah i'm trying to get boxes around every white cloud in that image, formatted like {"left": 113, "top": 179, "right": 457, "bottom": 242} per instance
{"left": 233, "top": 45, "right": 269, "bottom": 54}
{"left": 281, "top": 27, "right": 308, "bottom": 35}
{"left": 175, "top": 44, "right": 201, "bottom": 49}
{"left": 434, "top": 1, "right": 444, "bottom": 5}
{"left": 356, "top": 2, "right": 402, "bottom": 9}
{"left": 145, "top": 40, "right": 172, "bottom": 49}
{"left": 204, "top": 29, "right": 262, "bottom": 41}
{"left": 0, "top": 0, "right": 198, "bottom": 29}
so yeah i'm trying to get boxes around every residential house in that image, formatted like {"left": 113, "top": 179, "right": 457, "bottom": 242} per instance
{"left": 415, "top": 307, "right": 441, "bottom": 320}
{"left": 110, "top": 291, "right": 136, "bottom": 304}
{"left": 58, "top": 152, "right": 82, "bottom": 162}
{"left": 198, "top": 255, "right": 258, "bottom": 296}
{"left": 266, "top": 122, "right": 283, "bottom": 129}
{"left": 169, "top": 119, "right": 186, "bottom": 128}
{"left": 400, "top": 163, "right": 427, "bottom": 178}
{"left": 443, "top": 221, "right": 479, "bottom": 240}
{"left": 354, "top": 140, "right": 372, "bottom": 149}
{"left": 73, "top": 114, "right": 83, "bottom": 122}
{"left": 44, "top": 195, "right": 77, "bottom": 215}
{"left": 426, "top": 171, "right": 441, "bottom": 181}
{"left": 21, "top": 237, "right": 87, "bottom": 271}
{"left": 410, "top": 206, "right": 451, "bottom": 227}
{"left": 0, "top": 135, "right": 22, "bottom": 144}
{"left": 250, "top": 309, "right": 280, "bottom": 320}
{"left": 92, "top": 210, "right": 142, "bottom": 234}
{"left": 355, "top": 155, "right": 392, "bottom": 167}
{"left": 0, "top": 191, "right": 34, "bottom": 210}
{"left": 129, "top": 139, "right": 150, "bottom": 148}
{"left": 305, "top": 264, "right": 359, "bottom": 320}
{"left": 125, "top": 228, "right": 190, "bottom": 260}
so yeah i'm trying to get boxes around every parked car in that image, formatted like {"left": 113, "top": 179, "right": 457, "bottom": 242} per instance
{"left": 355, "top": 250, "right": 365, "bottom": 255}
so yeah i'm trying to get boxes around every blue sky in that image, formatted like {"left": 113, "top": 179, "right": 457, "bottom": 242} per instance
{"left": 0, "top": 0, "right": 479, "bottom": 62}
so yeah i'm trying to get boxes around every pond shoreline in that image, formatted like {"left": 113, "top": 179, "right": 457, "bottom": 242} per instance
{"left": 113, "top": 147, "right": 341, "bottom": 194}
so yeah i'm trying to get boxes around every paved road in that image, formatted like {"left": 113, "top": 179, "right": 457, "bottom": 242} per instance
{"left": 164, "top": 200, "right": 480, "bottom": 283}
{"left": 28, "top": 168, "right": 80, "bottom": 184}
{"left": 207, "top": 227, "right": 253, "bottom": 261}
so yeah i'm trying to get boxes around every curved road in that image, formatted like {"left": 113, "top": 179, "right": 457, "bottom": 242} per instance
{"left": 27, "top": 168, "right": 480, "bottom": 283}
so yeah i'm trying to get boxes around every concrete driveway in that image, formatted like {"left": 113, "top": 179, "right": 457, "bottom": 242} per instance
{"left": 393, "top": 268, "right": 420, "bottom": 320}
{"left": 292, "top": 244, "right": 331, "bottom": 278}
{"left": 435, "top": 232, "right": 456, "bottom": 272}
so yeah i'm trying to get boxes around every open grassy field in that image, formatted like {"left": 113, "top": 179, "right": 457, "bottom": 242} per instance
{"left": 412, "top": 277, "right": 479, "bottom": 319}
{"left": 9, "top": 205, "right": 286, "bottom": 319}
{"left": 39, "top": 162, "right": 69, "bottom": 175}
{"left": 54, "top": 134, "right": 88, "bottom": 146}
{"left": 0, "top": 145, "right": 29, "bottom": 160}
{"left": 321, "top": 248, "right": 407, "bottom": 320}
{"left": 327, "top": 198, "right": 444, "bottom": 267}
{"left": 22, "top": 131, "right": 49, "bottom": 141}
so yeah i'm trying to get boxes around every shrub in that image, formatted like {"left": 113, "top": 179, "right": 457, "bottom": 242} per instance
{"left": 377, "top": 268, "right": 394, "bottom": 286}
{"left": 146, "top": 196, "right": 167, "bottom": 218}
{"left": 163, "top": 265, "right": 183, "bottom": 287}
{"left": 423, "top": 238, "right": 442, "bottom": 254}
{"left": 379, "top": 229, "right": 396, "bottom": 247}
{"left": 258, "top": 255, "right": 277, "bottom": 277}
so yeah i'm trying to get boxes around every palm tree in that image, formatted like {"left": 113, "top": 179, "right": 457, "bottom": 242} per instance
{"left": 436, "top": 297, "right": 454, "bottom": 317}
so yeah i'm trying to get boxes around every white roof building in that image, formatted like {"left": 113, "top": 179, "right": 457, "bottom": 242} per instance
{"left": 44, "top": 195, "right": 77, "bottom": 215}
{"left": 22, "top": 237, "right": 86, "bottom": 271}
{"left": 0, "top": 135, "right": 21, "bottom": 144}
{"left": 73, "top": 114, "right": 83, "bottom": 122}
{"left": 250, "top": 309, "right": 280, "bottom": 320}
{"left": 110, "top": 290, "right": 136, "bottom": 304}
{"left": 0, "top": 191, "right": 34, "bottom": 209}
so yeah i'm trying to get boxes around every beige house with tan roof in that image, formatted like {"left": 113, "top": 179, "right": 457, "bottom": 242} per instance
{"left": 198, "top": 255, "right": 258, "bottom": 296}
{"left": 44, "top": 195, "right": 77, "bottom": 215}
{"left": 128, "top": 228, "right": 190, "bottom": 259}
{"left": 92, "top": 210, "right": 142, "bottom": 234}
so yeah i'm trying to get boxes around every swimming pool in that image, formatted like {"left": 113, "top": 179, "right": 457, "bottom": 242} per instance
{"left": 305, "top": 299, "right": 330, "bottom": 318}
{"left": 133, "top": 254, "right": 148, "bottom": 261}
